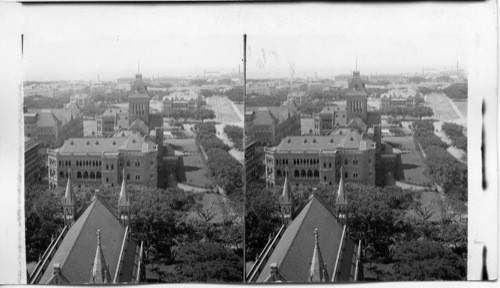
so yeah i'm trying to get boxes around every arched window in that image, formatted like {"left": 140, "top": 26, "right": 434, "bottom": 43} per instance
{"left": 106, "top": 164, "right": 109, "bottom": 170}
{"left": 353, "top": 171, "right": 359, "bottom": 178}
{"left": 96, "top": 172, "right": 102, "bottom": 179}
{"left": 83, "top": 171, "right": 89, "bottom": 179}
{"left": 111, "top": 164, "right": 114, "bottom": 170}
{"left": 127, "top": 173, "right": 130, "bottom": 180}
{"left": 307, "top": 170, "right": 313, "bottom": 177}
{"left": 323, "top": 162, "right": 326, "bottom": 168}
{"left": 301, "top": 170, "right": 306, "bottom": 177}
{"left": 295, "top": 170, "right": 300, "bottom": 178}
{"left": 106, "top": 177, "right": 109, "bottom": 183}
{"left": 59, "top": 171, "right": 64, "bottom": 178}
{"left": 314, "top": 170, "right": 319, "bottom": 178}
{"left": 276, "top": 170, "right": 282, "bottom": 177}
{"left": 90, "top": 171, "right": 95, "bottom": 179}
{"left": 344, "top": 159, "right": 348, "bottom": 165}
{"left": 344, "top": 171, "right": 348, "bottom": 179}
{"left": 324, "top": 175, "right": 327, "bottom": 181}
{"left": 329, "top": 162, "right": 332, "bottom": 168}
{"left": 127, "top": 161, "right": 130, "bottom": 167}
{"left": 77, "top": 171, "right": 82, "bottom": 179}
{"left": 353, "top": 158, "right": 359, "bottom": 165}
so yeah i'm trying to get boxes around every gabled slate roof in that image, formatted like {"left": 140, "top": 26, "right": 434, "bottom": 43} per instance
{"left": 256, "top": 195, "right": 358, "bottom": 282}
{"left": 39, "top": 198, "right": 126, "bottom": 284}
{"left": 54, "top": 131, "right": 156, "bottom": 154}
{"left": 273, "top": 129, "right": 373, "bottom": 152}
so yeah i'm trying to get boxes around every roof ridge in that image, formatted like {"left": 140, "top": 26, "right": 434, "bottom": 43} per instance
{"left": 278, "top": 197, "right": 316, "bottom": 273}
{"left": 59, "top": 199, "right": 97, "bottom": 269}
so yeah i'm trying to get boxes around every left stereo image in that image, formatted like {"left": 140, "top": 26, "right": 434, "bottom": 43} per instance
{"left": 23, "top": 34, "right": 245, "bottom": 284}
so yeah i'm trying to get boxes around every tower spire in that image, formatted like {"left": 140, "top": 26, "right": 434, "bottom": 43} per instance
{"left": 62, "top": 168, "right": 77, "bottom": 227}
{"left": 118, "top": 169, "right": 131, "bottom": 226}
{"left": 89, "top": 229, "right": 111, "bottom": 284}
{"left": 309, "top": 228, "right": 329, "bottom": 282}
{"left": 279, "top": 168, "right": 294, "bottom": 226}
{"left": 336, "top": 167, "right": 347, "bottom": 205}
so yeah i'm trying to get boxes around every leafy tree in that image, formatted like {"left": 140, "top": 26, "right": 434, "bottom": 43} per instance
{"left": 444, "top": 83, "right": 468, "bottom": 100}
{"left": 244, "top": 181, "right": 282, "bottom": 259}
{"left": 223, "top": 125, "right": 243, "bottom": 151}
{"left": 25, "top": 184, "right": 65, "bottom": 262}
{"left": 391, "top": 240, "right": 466, "bottom": 280}
{"left": 195, "top": 109, "right": 216, "bottom": 122}
{"left": 170, "top": 242, "right": 243, "bottom": 282}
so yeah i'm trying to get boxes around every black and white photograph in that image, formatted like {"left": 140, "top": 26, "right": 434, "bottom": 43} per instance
{"left": 22, "top": 32, "right": 244, "bottom": 284}
{"left": 0, "top": 2, "right": 498, "bottom": 286}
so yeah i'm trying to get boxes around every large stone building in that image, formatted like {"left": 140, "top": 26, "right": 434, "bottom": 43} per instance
{"left": 247, "top": 100, "right": 301, "bottom": 147}
{"left": 246, "top": 175, "right": 362, "bottom": 282}
{"left": 29, "top": 175, "right": 144, "bottom": 284}
{"left": 25, "top": 137, "right": 40, "bottom": 185}
{"left": 96, "top": 72, "right": 163, "bottom": 137}
{"left": 264, "top": 129, "right": 376, "bottom": 188}
{"left": 25, "top": 103, "right": 84, "bottom": 148}
{"left": 47, "top": 131, "right": 158, "bottom": 189}
{"left": 314, "top": 70, "right": 381, "bottom": 136}
{"left": 244, "top": 110, "right": 259, "bottom": 182}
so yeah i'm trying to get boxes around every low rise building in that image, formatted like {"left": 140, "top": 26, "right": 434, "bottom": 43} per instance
{"left": 380, "top": 88, "right": 418, "bottom": 108}
{"left": 25, "top": 137, "right": 40, "bottom": 185}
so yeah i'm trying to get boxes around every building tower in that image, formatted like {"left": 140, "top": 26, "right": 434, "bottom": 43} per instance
{"left": 309, "top": 228, "right": 329, "bottom": 282}
{"left": 89, "top": 229, "right": 111, "bottom": 284}
{"left": 118, "top": 169, "right": 131, "bottom": 227}
{"left": 62, "top": 169, "right": 77, "bottom": 227}
{"left": 345, "top": 70, "right": 368, "bottom": 123}
{"left": 279, "top": 171, "right": 294, "bottom": 226}
{"left": 128, "top": 69, "right": 150, "bottom": 126}
{"left": 335, "top": 167, "right": 348, "bottom": 226}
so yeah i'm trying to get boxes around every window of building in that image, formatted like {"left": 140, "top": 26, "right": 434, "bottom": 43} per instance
{"left": 77, "top": 171, "right": 82, "bottom": 179}
{"left": 344, "top": 159, "right": 348, "bottom": 165}
{"left": 59, "top": 171, "right": 64, "bottom": 178}
{"left": 345, "top": 171, "right": 348, "bottom": 179}
{"left": 353, "top": 171, "right": 359, "bottom": 178}
{"left": 127, "top": 161, "right": 130, "bottom": 167}
{"left": 127, "top": 173, "right": 130, "bottom": 180}
{"left": 353, "top": 158, "right": 359, "bottom": 165}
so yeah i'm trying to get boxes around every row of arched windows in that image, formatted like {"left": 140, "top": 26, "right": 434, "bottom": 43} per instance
{"left": 75, "top": 160, "right": 102, "bottom": 167}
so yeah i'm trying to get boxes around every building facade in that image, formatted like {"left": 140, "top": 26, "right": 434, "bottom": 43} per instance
{"left": 264, "top": 129, "right": 376, "bottom": 188}
{"left": 25, "top": 137, "right": 40, "bottom": 185}
{"left": 247, "top": 100, "right": 301, "bottom": 147}
{"left": 129, "top": 73, "right": 150, "bottom": 126}
{"left": 47, "top": 131, "right": 158, "bottom": 189}
{"left": 25, "top": 102, "right": 84, "bottom": 148}
{"left": 380, "top": 88, "right": 418, "bottom": 108}
{"left": 244, "top": 110, "right": 259, "bottom": 182}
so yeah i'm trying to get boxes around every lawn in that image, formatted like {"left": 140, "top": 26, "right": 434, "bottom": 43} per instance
{"left": 383, "top": 136, "right": 431, "bottom": 186}
{"left": 301, "top": 117, "right": 315, "bottom": 135}
{"left": 453, "top": 100, "right": 468, "bottom": 118}
{"left": 166, "top": 138, "right": 213, "bottom": 187}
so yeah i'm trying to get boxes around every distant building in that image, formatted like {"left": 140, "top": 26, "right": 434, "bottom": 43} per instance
{"left": 314, "top": 71, "right": 381, "bottom": 136}
{"left": 380, "top": 88, "right": 418, "bottom": 108}
{"left": 29, "top": 175, "right": 144, "bottom": 284}
{"left": 23, "top": 84, "right": 55, "bottom": 98}
{"left": 287, "top": 91, "right": 307, "bottom": 104}
{"left": 47, "top": 131, "right": 158, "bottom": 189}
{"left": 162, "top": 91, "right": 201, "bottom": 114}
{"left": 96, "top": 108, "right": 130, "bottom": 137}
{"left": 247, "top": 100, "right": 301, "bottom": 147}
{"left": 263, "top": 129, "right": 376, "bottom": 188}
{"left": 70, "top": 94, "right": 89, "bottom": 107}
{"left": 25, "top": 137, "right": 40, "bottom": 185}
{"left": 247, "top": 175, "right": 362, "bottom": 282}
{"left": 26, "top": 102, "right": 84, "bottom": 148}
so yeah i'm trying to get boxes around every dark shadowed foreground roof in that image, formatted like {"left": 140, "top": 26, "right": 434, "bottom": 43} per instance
{"left": 256, "top": 195, "right": 360, "bottom": 282}
{"left": 37, "top": 198, "right": 141, "bottom": 284}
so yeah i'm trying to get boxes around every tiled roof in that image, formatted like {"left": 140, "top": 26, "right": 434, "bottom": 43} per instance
{"left": 256, "top": 195, "right": 353, "bottom": 282}
{"left": 39, "top": 198, "right": 127, "bottom": 284}
{"left": 54, "top": 132, "right": 156, "bottom": 154}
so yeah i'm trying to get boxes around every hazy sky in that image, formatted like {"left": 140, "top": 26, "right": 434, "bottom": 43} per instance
{"left": 22, "top": 4, "right": 471, "bottom": 81}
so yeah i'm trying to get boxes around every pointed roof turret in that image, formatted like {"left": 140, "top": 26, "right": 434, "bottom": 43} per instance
{"left": 118, "top": 169, "right": 130, "bottom": 208}
{"left": 281, "top": 170, "right": 292, "bottom": 202}
{"left": 62, "top": 169, "right": 75, "bottom": 206}
{"left": 89, "top": 229, "right": 111, "bottom": 284}
{"left": 336, "top": 167, "right": 347, "bottom": 205}
{"left": 309, "top": 228, "right": 329, "bottom": 282}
